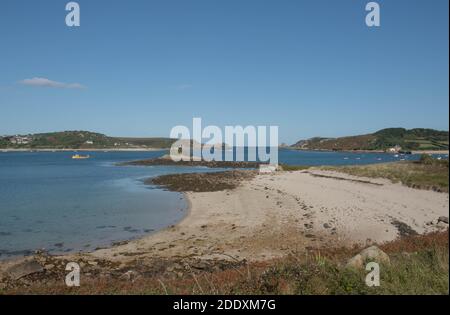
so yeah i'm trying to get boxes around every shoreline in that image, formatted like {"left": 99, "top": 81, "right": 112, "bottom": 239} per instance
{"left": 0, "top": 166, "right": 448, "bottom": 293}
{"left": 0, "top": 166, "right": 448, "bottom": 294}
{"left": 285, "top": 147, "right": 449, "bottom": 155}
{"left": 284, "top": 147, "right": 385, "bottom": 153}
{"left": 57, "top": 168, "right": 449, "bottom": 264}
{"left": 411, "top": 150, "right": 449, "bottom": 155}
{"left": 1, "top": 164, "right": 448, "bottom": 267}
{"left": 123, "top": 156, "right": 262, "bottom": 169}
{"left": 0, "top": 148, "right": 168, "bottom": 152}
{"left": 3, "top": 147, "right": 448, "bottom": 155}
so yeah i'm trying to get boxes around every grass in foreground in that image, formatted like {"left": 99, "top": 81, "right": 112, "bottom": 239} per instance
{"left": 3, "top": 231, "right": 448, "bottom": 295}
{"left": 320, "top": 155, "right": 449, "bottom": 192}
{"left": 279, "top": 164, "right": 311, "bottom": 171}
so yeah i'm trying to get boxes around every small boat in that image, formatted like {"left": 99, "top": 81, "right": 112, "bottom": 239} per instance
{"left": 394, "top": 154, "right": 399, "bottom": 158}
{"left": 72, "top": 154, "right": 90, "bottom": 159}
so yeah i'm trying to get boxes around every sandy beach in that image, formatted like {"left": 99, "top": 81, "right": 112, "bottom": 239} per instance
{"left": 85, "top": 169, "right": 449, "bottom": 263}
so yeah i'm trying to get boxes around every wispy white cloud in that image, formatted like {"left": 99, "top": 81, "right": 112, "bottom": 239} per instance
{"left": 19, "top": 77, "right": 86, "bottom": 89}
{"left": 176, "top": 84, "right": 192, "bottom": 90}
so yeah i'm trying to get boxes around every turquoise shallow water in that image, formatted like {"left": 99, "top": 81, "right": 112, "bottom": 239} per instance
{"left": 0, "top": 149, "right": 439, "bottom": 259}
{"left": 0, "top": 150, "right": 224, "bottom": 259}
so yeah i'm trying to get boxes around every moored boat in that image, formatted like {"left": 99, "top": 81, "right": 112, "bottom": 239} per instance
{"left": 72, "top": 154, "right": 90, "bottom": 159}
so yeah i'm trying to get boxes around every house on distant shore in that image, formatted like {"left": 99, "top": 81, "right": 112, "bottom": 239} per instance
{"left": 85, "top": 140, "right": 94, "bottom": 145}
{"left": 387, "top": 145, "right": 402, "bottom": 153}
{"left": 9, "top": 135, "right": 31, "bottom": 145}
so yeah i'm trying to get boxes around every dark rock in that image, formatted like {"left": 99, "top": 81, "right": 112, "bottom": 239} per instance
{"left": 6, "top": 258, "right": 44, "bottom": 280}
{"left": 122, "top": 157, "right": 262, "bottom": 169}
{"left": 147, "top": 170, "right": 256, "bottom": 192}
{"left": 119, "top": 270, "right": 140, "bottom": 282}
{"left": 391, "top": 220, "right": 418, "bottom": 237}
{"left": 438, "top": 216, "right": 449, "bottom": 224}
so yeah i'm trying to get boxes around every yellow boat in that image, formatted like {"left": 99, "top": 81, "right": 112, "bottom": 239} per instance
{"left": 72, "top": 154, "right": 90, "bottom": 159}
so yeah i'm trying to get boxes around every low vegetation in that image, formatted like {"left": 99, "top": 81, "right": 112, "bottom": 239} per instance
{"left": 279, "top": 164, "right": 311, "bottom": 171}
{"left": 2, "top": 231, "right": 447, "bottom": 295}
{"left": 320, "top": 155, "right": 449, "bottom": 192}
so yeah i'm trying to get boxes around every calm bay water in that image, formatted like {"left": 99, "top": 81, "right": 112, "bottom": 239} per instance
{"left": 0, "top": 150, "right": 223, "bottom": 259}
{"left": 0, "top": 149, "right": 429, "bottom": 259}
{"left": 278, "top": 148, "right": 423, "bottom": 166}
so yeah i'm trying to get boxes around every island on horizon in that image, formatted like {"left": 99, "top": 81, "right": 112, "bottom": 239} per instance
{"left": 1, "top": 127, "right": 448, "bottom": 154}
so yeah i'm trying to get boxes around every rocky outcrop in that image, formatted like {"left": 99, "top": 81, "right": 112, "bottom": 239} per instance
{"left": 120, "top": 157, "right": 262, "bottom": 169}
{"left": 438, "top": 216, "right": 449, "bottom": 224}
{"left": 346, "top": 246, "right": 390, "bottom": 269}
{"left": 0, "top": 252, "right": 246, "bottom": 292}
{"left": 425, "top": 216, "right": 449, "bottom": 229}
{"left": 147, "top": 170, "right": 257, "bottom": 192}
{"left": 4, "top": 258, "right": 44, "bottom": 280}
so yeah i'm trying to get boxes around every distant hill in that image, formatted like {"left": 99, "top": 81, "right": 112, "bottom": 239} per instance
{"left": 0, "top": 131, "right": 176, "bottom": 149}
{"left": 291, "top": 128, "right": 449, "bottom": 151}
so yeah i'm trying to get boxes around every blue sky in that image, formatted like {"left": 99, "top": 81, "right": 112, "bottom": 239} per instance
{"left": 0, "top": 0, "right": 448, "bottom": 144}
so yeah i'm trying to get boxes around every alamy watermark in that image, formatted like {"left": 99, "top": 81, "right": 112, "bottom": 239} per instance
{"left": 65, "top": 2, "right": 380, "bottom": 28}
{"left": 169, "top": 118, "right": 279, "bottom": 169}
{"left": 365, "top": 262, "right": 380, "bottom": 287}
{"left": 65, "top": 262, "right": 80, "bottom": 287}
{"left": 366, "top": 2, "right": 381, "bottom": 27}
{"left": 65, "top": 2, "right": 80, "bottom": 27}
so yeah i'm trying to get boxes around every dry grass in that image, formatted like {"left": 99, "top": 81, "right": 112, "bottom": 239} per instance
{"left": 279, "top": 164, "right": 311, "bottom": 171}
{"left": 3, "top": 231, "right": 448, "bottom": 295}
{"left": 320, "top": 158, "right": 449, "bottom": 192}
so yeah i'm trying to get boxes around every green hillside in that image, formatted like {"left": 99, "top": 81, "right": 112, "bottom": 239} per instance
{"left": 0, "top": 137, "right": 9, "bottom": 148}
{"left": 292, "top": 128, "right": 449, "bottom": 151}
{"left": 0, "top": 131, "right": 176, "bottom": 149}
